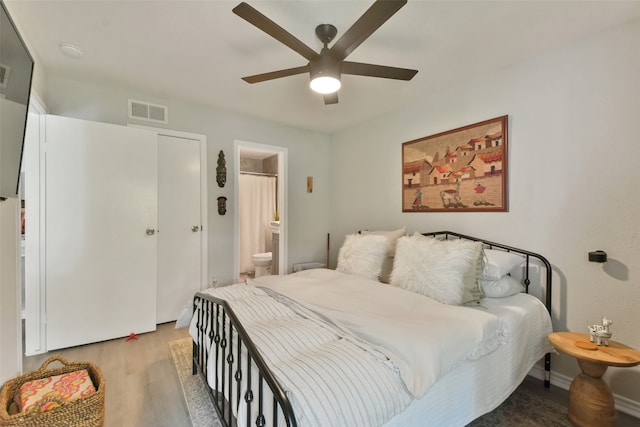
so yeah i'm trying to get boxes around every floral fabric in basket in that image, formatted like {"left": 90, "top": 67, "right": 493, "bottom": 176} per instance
{"left": 14, "top": 369, "right": 96, "bottom": 413}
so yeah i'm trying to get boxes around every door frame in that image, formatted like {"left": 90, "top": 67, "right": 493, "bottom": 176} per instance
{"left": 23, "top": 94, "right": 48, "bottom": 356}
{"left": 233, "top": 140, "right": 287, "bottom": 280}
{"left": 129, "top": 125, "right": 208, "bottom": 292}
{"left": 18, "top": 91, "right": 49, "bottom": 361}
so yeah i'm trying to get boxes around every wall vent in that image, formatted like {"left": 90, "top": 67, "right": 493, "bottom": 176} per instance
{"left": 0, "top": 63, "right": 11, "bottom": 89}
{"left": 128, "top": 99, "right": 168, "bottom": 124}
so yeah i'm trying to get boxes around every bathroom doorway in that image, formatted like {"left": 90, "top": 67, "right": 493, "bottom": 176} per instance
{"left": 234, "top": 141, "right": 287, "bottom": 281}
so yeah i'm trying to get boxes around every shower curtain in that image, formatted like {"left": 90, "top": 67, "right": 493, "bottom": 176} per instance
{"left": 239, "top": 174, "right": 277, "bottom": 274}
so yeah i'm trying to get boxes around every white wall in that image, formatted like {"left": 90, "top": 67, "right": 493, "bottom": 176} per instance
{"left": 329, "top": 20, "right": 640, "bottom": 403}
{"left": 44, "top": 77, "right": 331, "bottom": 285}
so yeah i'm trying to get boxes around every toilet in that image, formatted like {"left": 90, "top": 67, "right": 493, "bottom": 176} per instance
{"left": 251, "top": 252, "right": 272, "bottom": 277}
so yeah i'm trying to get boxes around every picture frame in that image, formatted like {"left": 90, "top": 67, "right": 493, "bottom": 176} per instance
{"left": 402, "top": 115, "right": 508, "bottom": 212}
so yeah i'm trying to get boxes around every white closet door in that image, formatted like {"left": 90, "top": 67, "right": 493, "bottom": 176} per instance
{"left": 156, "top": 134, "right": 201, "bottom": 323}
{"left": 45, "top": 115, "right": 158, "bottom": 350}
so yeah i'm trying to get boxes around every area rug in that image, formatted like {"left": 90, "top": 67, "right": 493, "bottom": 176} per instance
{"left": 467, "top": 384, "right": 572, "bottom": 427}
{"left": 171, "top": 337, "right": 571, "bottom": 426}
{"left": 169, "top": 338, "right": 222, "bottom": 427}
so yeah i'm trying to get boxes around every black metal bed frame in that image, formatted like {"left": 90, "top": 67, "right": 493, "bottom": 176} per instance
{"left": 191, "top": 293, "right": 297, "bottom": 427}
{"left": 191, "top": 231, "right": 553, "bottom": 427}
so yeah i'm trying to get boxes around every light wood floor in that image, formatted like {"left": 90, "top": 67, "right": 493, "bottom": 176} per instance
{"left": 23, "top": 323, "right": 192, "bottom": 427}
{"left": 22, "top": 324, "right": 640, "bottom": 427}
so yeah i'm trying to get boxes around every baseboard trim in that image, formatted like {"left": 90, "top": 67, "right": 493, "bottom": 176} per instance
{"left": 528, "top": 365, "right": 640, "bottom": 419}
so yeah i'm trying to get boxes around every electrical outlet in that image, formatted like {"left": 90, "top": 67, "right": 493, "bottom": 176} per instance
{"left": 211, "top": 276, "right": 217, "bottom": 287}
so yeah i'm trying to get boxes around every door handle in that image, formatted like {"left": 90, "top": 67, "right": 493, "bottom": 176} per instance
{"left": 191, "top": 225, "right": 200, "bottom": 232}
{"left": 146, "top": 228, "right": 156, "bottom": 236}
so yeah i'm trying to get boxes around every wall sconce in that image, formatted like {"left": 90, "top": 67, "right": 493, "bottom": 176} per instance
{"left": 588, "top": 250, "right": 607, "bottom": 263}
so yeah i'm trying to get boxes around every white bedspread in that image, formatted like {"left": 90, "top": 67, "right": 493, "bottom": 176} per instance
{"left": 189, "top": 269, "right": 515, "bottom": 427}
{"left": 253, "top": 268, "right": 507, "bottom": 397}
{"left": 191, "top": 282, "right": 413, "bottom": 427}
{"left": 384, "top": 292, "right": 554, "bottom": 426}
{"left": 185, "top": 266, "right": 555, "bottom": 427}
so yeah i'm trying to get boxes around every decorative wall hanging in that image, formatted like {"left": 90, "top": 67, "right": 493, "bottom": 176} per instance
{"left": 402, "top": 115, "right": 508, "bottom": 212}
{"left": 216, "top": 150, "right": 226, "bottom": 188}
{"left": 217, "top": 196, "right": 227, "bottom": 215}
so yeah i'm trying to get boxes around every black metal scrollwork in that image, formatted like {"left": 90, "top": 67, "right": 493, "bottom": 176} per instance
{"left": 193, "top": 292, "right": 298, "bottom": 427}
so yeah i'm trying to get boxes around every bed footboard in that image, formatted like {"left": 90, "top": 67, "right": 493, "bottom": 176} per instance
{"left": 424, "top": 231, "right": 553, "bottom": 388}
{"left": 192, "top": 292, "right": 297, "bottom": 427}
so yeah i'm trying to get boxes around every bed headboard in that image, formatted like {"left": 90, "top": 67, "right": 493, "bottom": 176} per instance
{"left": 422, "top": 231, "right": 552, "bottom": 313}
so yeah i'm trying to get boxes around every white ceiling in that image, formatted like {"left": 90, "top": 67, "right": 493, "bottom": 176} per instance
{"left": 6, "top": 0, "right": 640, "bottom": 133}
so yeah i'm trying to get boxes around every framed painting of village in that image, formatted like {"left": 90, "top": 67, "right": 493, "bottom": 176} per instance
{"left": 402, "top": 115, "right": 508, "bottom": 212}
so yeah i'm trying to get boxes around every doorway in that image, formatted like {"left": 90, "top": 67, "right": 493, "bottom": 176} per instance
{"left": 234, "top": 141, "right": 287, "bottom": 281}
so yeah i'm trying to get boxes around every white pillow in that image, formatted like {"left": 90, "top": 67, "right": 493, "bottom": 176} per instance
{"left": 361, "top": 227, "right": 406, "bottom": 283}
{"left": 336, "top": 234, "right": 388, "bottom": 280}
{"left": 390, "top": 235, "right": 480, "bottom": 305}
{"left": 480, "top": 275, "right": 524, "bottom": 298}
{"left": 361, "top": 226, "right": 406, "bottom": 255}
{"left": 409, "top": 233, "right": 485, "bottom": 304}
{"left": 481, "top": 249, "right": 523, "bottom": 280}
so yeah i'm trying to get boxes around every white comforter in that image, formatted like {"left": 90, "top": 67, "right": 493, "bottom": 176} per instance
{"left": 189, "top": 269, "right": 510, "bottom": 427}
{"left": 254, "top": 268, "right": 507, "bottom": 397}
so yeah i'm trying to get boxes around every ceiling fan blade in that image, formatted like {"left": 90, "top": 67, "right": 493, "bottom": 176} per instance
{"left": 323, "top": 93, "right": 339, "bottom": 105}
{"left": 233, "top": 2, "right": 318, "bottom": 61}
{"left": 342, "top": 61, "right": 417, "bottom": 80}
{"left": 330, "top": 0, "right": 407, "bottom": 61}
{"left": 242, "top": 65, "right": 310, "bottom": 84}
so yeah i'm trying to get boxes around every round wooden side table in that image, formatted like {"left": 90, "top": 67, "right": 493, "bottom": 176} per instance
{"left": 548, "top": 332, "right": 640, "bottom": 427}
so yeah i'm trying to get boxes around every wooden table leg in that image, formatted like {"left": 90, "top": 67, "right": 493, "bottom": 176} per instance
{"left": 568, "top": 359, "right": 616, "bottom": 427}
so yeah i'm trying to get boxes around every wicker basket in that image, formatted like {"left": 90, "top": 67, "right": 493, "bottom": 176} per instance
{"left": 0, "top": 356, "right": 105, "bottom": 427}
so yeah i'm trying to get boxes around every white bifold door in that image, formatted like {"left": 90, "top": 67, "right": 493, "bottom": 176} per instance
{"left": 45, "top": 115, "right": 158, "bottom": 350}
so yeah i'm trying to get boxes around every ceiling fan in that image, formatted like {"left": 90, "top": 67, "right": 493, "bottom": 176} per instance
{"left": 233, "top": 0, "right": 418, "bottom": 105}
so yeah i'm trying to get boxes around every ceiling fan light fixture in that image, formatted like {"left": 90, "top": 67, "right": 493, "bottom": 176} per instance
{"left": 309, "top": 53, "right": 341, "bottom": 94}
{"left": 310, "top": 76, "right": 341, "bottom": 94}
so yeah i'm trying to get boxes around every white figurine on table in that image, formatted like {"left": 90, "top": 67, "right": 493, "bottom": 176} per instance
{"left": 588, "top": 316, "right": 613, "bottom": 346}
